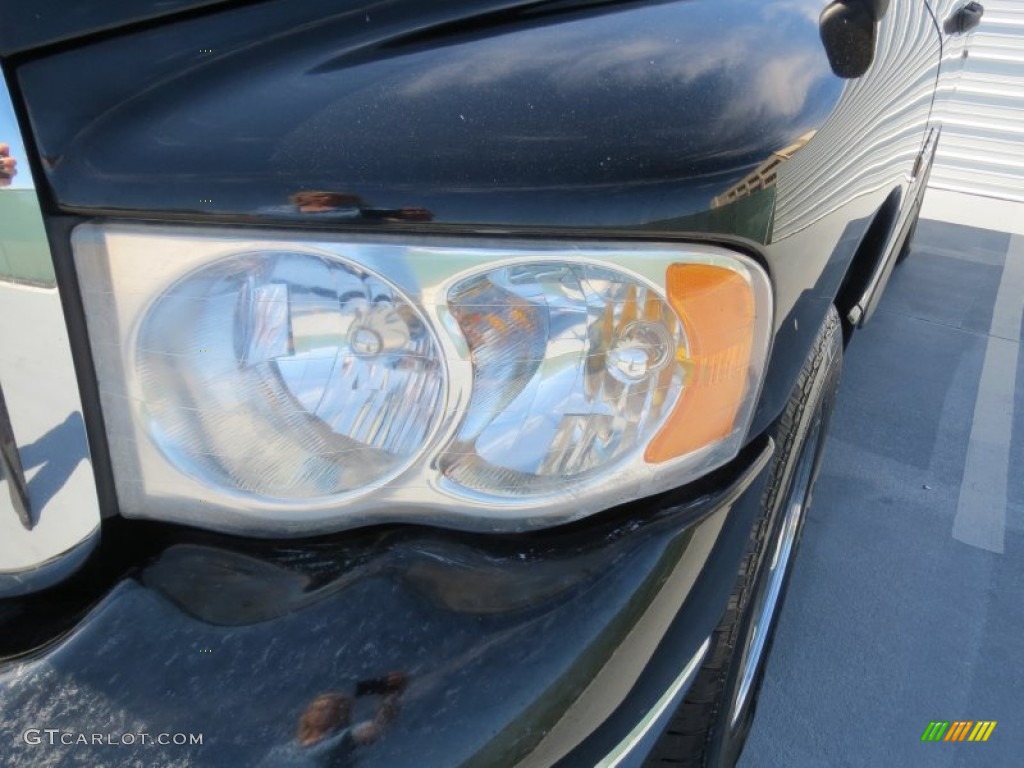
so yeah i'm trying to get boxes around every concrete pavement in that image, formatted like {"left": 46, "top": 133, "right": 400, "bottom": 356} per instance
{"left": 740, "top": 199, "right": 1024, "bottom": 768}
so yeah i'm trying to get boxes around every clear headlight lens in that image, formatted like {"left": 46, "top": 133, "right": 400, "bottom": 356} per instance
{"left": 74, "top": 225, "right": 771, "bottom": 536}
{"left": 136, "top": 251, "right": 444, "bottom": 499}
{"left": 442, "top": 263, "right": 685, "bottom": 496}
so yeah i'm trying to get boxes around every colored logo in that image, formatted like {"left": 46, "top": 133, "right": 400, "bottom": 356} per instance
{"left": 921, "top": 721, "right": 996, "bottom": 742}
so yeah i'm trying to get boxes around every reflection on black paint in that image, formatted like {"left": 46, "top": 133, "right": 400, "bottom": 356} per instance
{"left": 258, "top": 675, "right": 407, "bottom": 767}
{"left": 260, "top": 190, "right": 433, "bottom": 222}
{"left": 644, "top": 130, "right": 815, "bottom": 243}
{"left": 142, "top": 538, "right": 604, "bottom": 626}
{"left": 0, "top": 484, "right": 735, "bottom": 767}
{"left": 20, "top": 0, "right": 843, "bottom": 229}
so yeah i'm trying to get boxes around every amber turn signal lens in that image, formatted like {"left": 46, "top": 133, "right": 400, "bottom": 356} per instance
{"left": 645, "top": 263, "right": 757, "bottom": 463}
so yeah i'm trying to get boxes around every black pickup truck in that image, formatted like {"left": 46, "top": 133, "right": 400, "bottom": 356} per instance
{"left": 0, "top": 1, "right": 980, "bottom": 766}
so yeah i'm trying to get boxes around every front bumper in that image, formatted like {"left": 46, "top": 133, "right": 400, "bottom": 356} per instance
{"left": 0, "top": 437, "right": 772, "bottom": 768}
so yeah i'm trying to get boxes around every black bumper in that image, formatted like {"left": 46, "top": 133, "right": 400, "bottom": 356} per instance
{"left": 0, "top": 437, "right": 772, "bottom": 767}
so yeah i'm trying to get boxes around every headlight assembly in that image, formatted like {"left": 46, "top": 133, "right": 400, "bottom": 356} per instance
{"left": 74, "top": 224, "right": 771, "bottom": 535}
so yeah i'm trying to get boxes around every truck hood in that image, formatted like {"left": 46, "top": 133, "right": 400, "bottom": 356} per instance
{"left": 11, "top": 0, "right": 843, "bottom": 235}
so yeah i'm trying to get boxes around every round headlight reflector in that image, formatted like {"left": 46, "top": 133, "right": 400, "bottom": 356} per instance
{"left": 135, "top": 250, "right": 445, "bottom": 500}
{"left": 442, "top": 262, "right": 686, "bottom": 497}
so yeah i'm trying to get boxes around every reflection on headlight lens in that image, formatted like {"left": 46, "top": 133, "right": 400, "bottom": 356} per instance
{"left": 442, "top": 263, "right": 685, "bottom": 496}
{"left": 136, "top": 251, "right": 445, "bottom": 499}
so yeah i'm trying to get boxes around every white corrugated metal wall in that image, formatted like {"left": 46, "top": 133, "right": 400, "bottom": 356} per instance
{"left": 931, "top": 0, "right": 1024, "bottom": 201}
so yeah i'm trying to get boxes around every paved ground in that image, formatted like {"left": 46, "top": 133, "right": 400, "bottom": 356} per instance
{"left": 741, "top": 195, "right": 1024, "bottom": 768}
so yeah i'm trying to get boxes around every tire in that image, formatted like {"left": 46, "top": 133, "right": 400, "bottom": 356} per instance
{"left": 646, "top": 305, "right": 843, "bottom": 768}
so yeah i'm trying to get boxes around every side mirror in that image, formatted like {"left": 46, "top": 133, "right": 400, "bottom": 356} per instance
{"left": 943, "top": 2, "right": 984, "bottom": 35}
{"left": 820, "top": 0, "right": 878, "bottom": 79}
